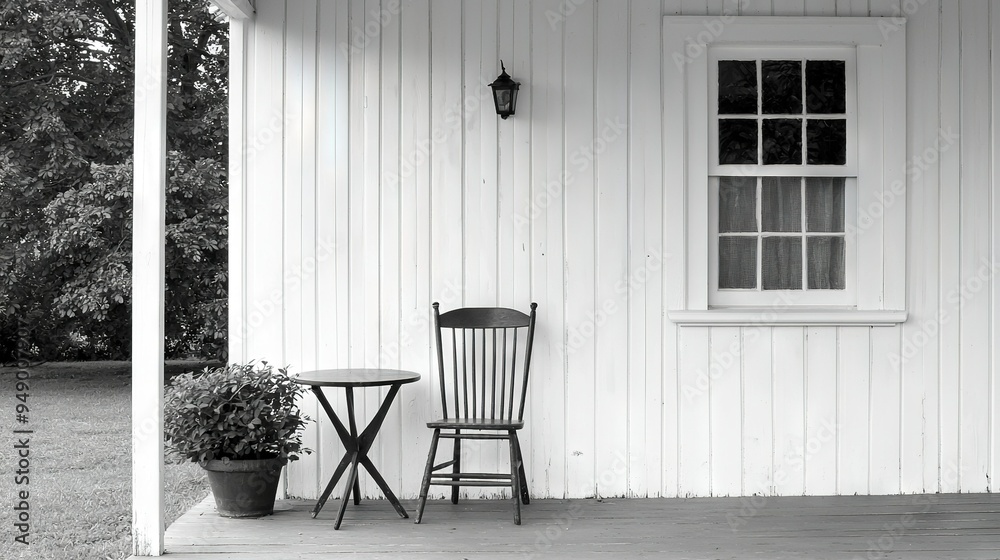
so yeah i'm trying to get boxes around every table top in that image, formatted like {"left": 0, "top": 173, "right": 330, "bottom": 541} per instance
{"left": 293, "top": 368, "right": 421, "bottom": 388}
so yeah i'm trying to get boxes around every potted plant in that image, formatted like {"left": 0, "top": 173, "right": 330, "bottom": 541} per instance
{"left": 164, "top": 361, "right": 311, "bottom": 517}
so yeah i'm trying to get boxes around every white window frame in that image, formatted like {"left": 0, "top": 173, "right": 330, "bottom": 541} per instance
{"left": 663, "top": 16, "right": 907, "bottom": 326}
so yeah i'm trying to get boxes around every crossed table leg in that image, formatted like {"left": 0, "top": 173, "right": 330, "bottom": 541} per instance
{"left": 310, "top": 384, "right": 409, "bottom": 529}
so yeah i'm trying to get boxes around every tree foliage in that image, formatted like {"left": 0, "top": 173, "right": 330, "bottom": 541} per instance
{"left": 0, "top": 0, "right": 228, "bottom": 361}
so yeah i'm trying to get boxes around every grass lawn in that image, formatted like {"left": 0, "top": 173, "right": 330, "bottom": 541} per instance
{"left": 0, "top": 361, "right": 214, "bottom": 560}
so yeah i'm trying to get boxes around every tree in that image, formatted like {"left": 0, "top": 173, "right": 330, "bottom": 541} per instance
{"left": 0, "top": 0, "right": 228, "bottom": 361}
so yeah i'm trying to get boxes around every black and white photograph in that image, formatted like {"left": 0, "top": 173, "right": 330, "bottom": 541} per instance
{"left": 3, "top": 1, "right": 1000, "bottom": 558}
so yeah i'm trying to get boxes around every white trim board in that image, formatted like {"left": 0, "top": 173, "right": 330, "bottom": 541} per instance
{"left": 667, "top": 309, "right": 907, "bottom": 326}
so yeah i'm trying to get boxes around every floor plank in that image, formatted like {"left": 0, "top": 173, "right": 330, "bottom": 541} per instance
{"left": 144, "top": 494, "right": 1000, "bottom": 559}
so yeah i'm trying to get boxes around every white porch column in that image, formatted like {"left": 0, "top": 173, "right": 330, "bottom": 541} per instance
{"left": 131, "top": 0, "right": 167, "bottom": 555}
{"left": 228, "top": 16, "right": 247, "bottom": 363}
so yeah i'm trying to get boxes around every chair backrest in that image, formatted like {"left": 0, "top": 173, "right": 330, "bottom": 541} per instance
{"left": 432, "top": 302, "right": 537, "bottom": 423}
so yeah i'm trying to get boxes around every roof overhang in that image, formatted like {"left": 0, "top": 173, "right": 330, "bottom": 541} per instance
{"left": 210, "top": 0, "right": 255, "bottom": 20}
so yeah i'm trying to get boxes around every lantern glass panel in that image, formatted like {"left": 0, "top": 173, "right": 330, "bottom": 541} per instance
{"left": 497, "top": 90, "right": 511, "bottom": 111}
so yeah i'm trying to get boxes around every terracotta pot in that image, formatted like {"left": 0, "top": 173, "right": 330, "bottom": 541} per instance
{"left": 201, "top": 457, "right": 287, "bottom": 518}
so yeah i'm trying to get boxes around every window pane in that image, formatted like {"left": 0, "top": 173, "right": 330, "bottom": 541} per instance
{"left": 762, "top": 119, "right": 802, "bottom": 165}
{"left": 806, "top": 177, "right": 845, "bottom": 232}
{"left": 762, "top": 60, "right": 802, "bottom": 114}
{"left": 762, "top": 177, "right": 801, "bottom": 232}
{"left": 806, "top": 60, "right": 846, "bottom": 114}
{"left": 719, "top": 119, "right": 758, "bottom": 164}
{"left": 807, "top": 119, "right": 846, "bottom": 165}
{"left": 762, "top": 237, "right": 802, "bottom": 290}
{"left": 719, "top": 177, "right": 757, "bottom": 233}
{"left": 719, "top": 237, "right": 757, "bottom": 289}
{"left": 719, "top": 60, "right": 758, "bottom": 114}
{"left": 807, "top": 236, "right": 845, "bottom": 289}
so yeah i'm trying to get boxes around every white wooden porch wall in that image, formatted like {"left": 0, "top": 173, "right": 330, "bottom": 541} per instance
{"left": 234, "top": 0, "right": 1000, "bottom": 499}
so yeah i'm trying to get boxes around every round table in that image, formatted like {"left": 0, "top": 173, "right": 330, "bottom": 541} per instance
{"left": 293, "top": 368, "right": 420, "bottom": 529}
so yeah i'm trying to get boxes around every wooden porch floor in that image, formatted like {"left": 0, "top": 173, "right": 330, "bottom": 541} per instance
{"left": 154, "top": 493, "right": 1000, "bottom": 559}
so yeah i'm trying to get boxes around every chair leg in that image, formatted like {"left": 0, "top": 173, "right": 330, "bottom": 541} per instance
{"left": 507, "top": 430, "right": 521, "bottom": 525}
{"left": 415, "top": 428, "right": 440, "bottom": 524}
{"left": 451, "top": 431, "right": 461, "bottom": 504}
{"left": 512, "top": 431, "right": 529, "bottom": 505}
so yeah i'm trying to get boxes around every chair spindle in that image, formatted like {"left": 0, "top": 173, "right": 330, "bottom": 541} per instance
{"left": 509, "top": 331, "right": 518, "bottom": 421}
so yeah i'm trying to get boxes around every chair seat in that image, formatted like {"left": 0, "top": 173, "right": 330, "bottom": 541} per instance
{"left": 426, "top": 417, "right": 524, "bottom": 430}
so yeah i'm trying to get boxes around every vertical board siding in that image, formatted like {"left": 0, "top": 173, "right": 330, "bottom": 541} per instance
{"left": 313, "top": 0, "right": 344, "bottom": 496}
{"left": 595, "top": 0, "right": 630, "bottom": 499}
{"left": 528, "top": 0, "right": 567, "bottom": 498}
{"left": 467, "top": 0, "right": 498, "bottom": 495}
{"left": 837, "top": 328, "right": 871, "bottom": 495}
{"left": 360, "top": 0, "right": 385, "bottom": 499}
{"left": 459, "top": 0, "right": 485, "bottom": 497}
{"left": 678, "top": 327, "right": 712, "bottom": 496}
{"left": 743, "top": 327, "right": 773, "bottom": 495}
{"left": 282, "top": 0, "right": 315, "bottom": 497}
{"left": 772, "top": 327, "right": 805, "bottom": 495}
{"left": 870, "top": 326, "right": 902, "bottom": 494}
{"left": 563, "top": 0, "right": 598, "bottom": 498}
{"left": 805, "top": 0, "right": 836, "bottom": 16}
{"left": 661, "top": 0, "right": 685, "bottom": 498}
{"left": 428, "top": 0, "right": 466, "bottom": 497}
{"left": 630, "top": 0, "right": 665, "bottom": 498}
{"left": 938, "top": 0, "right": 962, "bottom": 495}
{"left": 958, "top": 0, "right": 992, "bottom": 493}
{"left": 510, "top": 0, "right": 535, "bottom": 498}
{"left": 804, "top": 327, "right": 838, "bottom": 495}
{"left": 991, "top": 1, "right": 1000, "bottom": 495}
{"left": 903, "top": 0, "right": 940, "bottom": 495}
{"left": 710, "top": 327, "right": 743, "bottom": 496}
{"left": 378, "top": 0, "right": 404, "bottom": 495}
{"left": 239, "top": 0, "right": 998, "bottom": 500}
{"left": 397, "top": 0, "right": 433, "bottom": 499}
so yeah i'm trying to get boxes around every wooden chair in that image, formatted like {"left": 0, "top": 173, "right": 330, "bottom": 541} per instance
{"left": 415, "top": 302, "right": 538, "bottom": 525}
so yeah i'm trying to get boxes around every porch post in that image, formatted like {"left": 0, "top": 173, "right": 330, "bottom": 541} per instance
{"left": 131, "top": 0, "right": 167, "bottom": 555}
{"left": 228, "top": 16, "right": 247, "bottom": 363}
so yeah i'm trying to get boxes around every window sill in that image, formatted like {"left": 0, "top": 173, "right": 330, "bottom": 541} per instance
{"left": 667, "top": 309, "right": 907, "bottom": 327}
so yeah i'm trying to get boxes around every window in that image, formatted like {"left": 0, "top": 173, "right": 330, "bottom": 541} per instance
{"left": 716, "top": 176, "right": 848, "bottom": 290}
{"left": 663, "top": 17, "right": 906, "bottom": 325}
{"left": 709, "top": 49, "right": 856, "bottom": 307}
{"left": 713, "top": 54, "right": 851, "bottom": 168}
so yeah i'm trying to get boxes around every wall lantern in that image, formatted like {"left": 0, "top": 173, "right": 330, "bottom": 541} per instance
{"left": 488, "top": 61, "right": 520, "bottom": 119}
